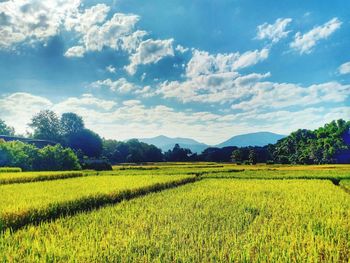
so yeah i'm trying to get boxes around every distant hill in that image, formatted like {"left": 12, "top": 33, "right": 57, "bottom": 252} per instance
{"left": 138, "top": 135, "right": 209, "bottom": 153}
{"left": 138, "top": 133, "right": 285, "bottom": 153}
{"left": 216, "top": 132, "right": 286, "bottom": 148}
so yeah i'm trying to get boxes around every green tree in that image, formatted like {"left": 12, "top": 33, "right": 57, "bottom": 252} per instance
{"left": 29, "top": 110, "right": 61, "bottom": 142}
{"left": 231, "top": 149, "right": 242, "bottom": 163}
{"left": 61, "top": 113, "right": 85, "bottom": 136}
{"left": 248, "top": 149, "right": 257, "bottom": 165}
{"left": 164, "top": 144, "right": 192, "bottom": 162}
{"left": 67, "top": 129, "right": 103, "bottom": 158}
{"left": 0, "top": 119, "right": 15, "bottom": 136}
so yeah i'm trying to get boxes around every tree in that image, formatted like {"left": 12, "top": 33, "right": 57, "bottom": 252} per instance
{"left": 67, "top": 129, "right": 103, "bottom": 158}
{"left": 60, "top": 113, "right": 85, "bottom": 136}
{"left": 231, "top": 149, "right": 242, "bottom": 163}
{"left": 164, "top": 144, "right": 192, "bottom": 162}
{"left": 29, "top": 110, "right": 61, "bottom": 142}
{"left": 248, "top": 149, "right": 257, "bottom": 165}
{"left": 0, "top": 119, "right": 15, "bottom": 136}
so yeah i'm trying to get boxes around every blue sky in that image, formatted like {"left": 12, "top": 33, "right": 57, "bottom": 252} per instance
{"left": 0, "top": 0, "right": 349, "bottom": 144}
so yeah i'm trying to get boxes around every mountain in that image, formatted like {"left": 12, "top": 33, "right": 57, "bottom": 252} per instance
{"left": 138, "top": 135, "right": 209, "bottom": 153}
{"left": 138, "top": 132, "right": 286, "bottom": 154}
{"left": 216, "top": 132, "right": 286, "bottom": 148}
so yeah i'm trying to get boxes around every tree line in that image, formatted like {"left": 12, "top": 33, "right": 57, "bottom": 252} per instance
{"left": 0, "top": 111, "right": 349, "bottom": 171}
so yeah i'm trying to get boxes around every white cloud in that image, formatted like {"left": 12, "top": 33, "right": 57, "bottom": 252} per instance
{"left": 126, "top": 38, "right": 175, "bottom": 75}
{"left": 80, "top": 13, "right": 141, "bottom": 53}
{"left": 290, "top": 17, "right": 342, "bottom": 54}
{"left": 106, "top": 65, "right": 117, "bottom": 73}
{"left": 231, "top": 81, "right": 350, "bottom": 111}
{"left": 64, "top": 46, "right": 85, "bottom": 57}
{"left": 338, "top": 62, "right": 350, "bottom": 75}
{"left": 64, "top": 3, "right": 110, "bottom": 33}
{"left": 53, "top": 94, "right": 116, "bottom": 112}
{"left": 157, "top": 47, "right": 270, "bottom": 103}
{"left": 89, "top": 78, "right": 138, "bottom": 93}
{"left": 0, "top": 0, "right": 81, "bottom": 49}
{"left": 256, "top": 18, "right": 292, "bottom": 43}
{"left": 64, "top": 5, "right": 145, "bottom": 57}
{"left": 0, "top": 92, "right": 53, "bottom": 134}
{"left": 175, "top": 44, "right": 189, "bottom": 53}
{"left": 1, "top": 92, "right": 349, "bottom": 145}
{"left": 186, "top": 48, "right": 269, "bottom": 78}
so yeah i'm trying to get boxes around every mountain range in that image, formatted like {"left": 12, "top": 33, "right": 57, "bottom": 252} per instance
{"left": 138, "top": 132, "right": 286, "bottom": 153}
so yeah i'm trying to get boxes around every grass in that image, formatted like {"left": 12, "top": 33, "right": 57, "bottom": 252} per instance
{"left": 1, "top": 179, "right": 349, "bottom": 262}
{"left": 0, "top": 171, "right": 87, "bottom": 185}
{"left": 0, "top": 167, "right": 22, "bottom": 173}
{"left": 0, "top": 174, "right": 196, "bottom": 231}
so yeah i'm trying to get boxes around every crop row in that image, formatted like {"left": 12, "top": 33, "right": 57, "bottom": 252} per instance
{"left": 0, "top": 171, "right": 89, "bottom": 185}
{"left": 0, "top": 175, "right": 197, "bottom": 231}
{"left": 0, "top": 167, "right": 22, "bottom": 173}
{"left": 202, "top": 169, "right": 350, "bottom": 183}
{"left": 1, "top": 179, "right": 349, "bottom": 262}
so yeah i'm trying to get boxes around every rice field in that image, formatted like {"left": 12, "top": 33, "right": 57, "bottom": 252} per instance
{"left": 0, "top": 171, "right": 86, "bottom": 185}
{"left": 0, "top": 174, "right": 196, "bottom": 231}
{"left": 0, "top": 163, "right": 349, "bottom": 262}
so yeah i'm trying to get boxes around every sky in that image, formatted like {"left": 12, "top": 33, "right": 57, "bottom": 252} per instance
{"left": 0, "top": 0, "right": 349, "bottom": 145}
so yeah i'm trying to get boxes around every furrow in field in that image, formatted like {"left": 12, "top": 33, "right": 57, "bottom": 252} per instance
{"left": 0, "top": 175, "right": 198, "bottom": 231}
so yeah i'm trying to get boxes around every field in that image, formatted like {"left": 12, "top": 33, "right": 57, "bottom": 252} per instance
{"left": 0, "top": 163, "right": 349, "bottom": 262}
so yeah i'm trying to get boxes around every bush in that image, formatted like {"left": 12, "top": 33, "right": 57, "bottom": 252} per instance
{"left": 81, "top": 160, "right": 112, "bottom": 171}
{"left": 0, "top": 167, "right": 22, "bottom": 173}
{"left": 0, "top": 140, "right": 81, "bottom": 171}
{"left": 34, "top": 145, "right": 81, "bottom": 171}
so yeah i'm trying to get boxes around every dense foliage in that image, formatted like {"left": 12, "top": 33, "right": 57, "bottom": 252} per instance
{"left": 229, "top": 120, "right": 350, "bottom": 164}
{"left": 271, "top": 119, "right": 350, "bottom": 164}
{"left": 0, "top": 140, "right": 81, "bottom": 171}
{"left": 0, "top": 119, "right": 15, "bottom": 136}
{"left": 1, "top": 114, "right": 349, "bottom": 165}
{"left": 29, "top": 111, "right": 103, "bottom": 158}
{"left": 102, "top": 139, "right": 163, "bottom": 163}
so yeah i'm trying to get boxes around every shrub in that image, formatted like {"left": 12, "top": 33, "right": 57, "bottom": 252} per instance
{"left": 81, "top": 160, "right": 112, "bottom": 171}
{"left": 0, "top": 167, "right": 22, "bottom": 173}
{"left": 0, "top": 140, "right": 81, "bottom": 171}
{"left": 34, "top": 145, "right": 81, "bottom": 171}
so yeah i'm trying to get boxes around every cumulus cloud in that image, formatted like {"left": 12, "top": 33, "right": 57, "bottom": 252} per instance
{"left": 89, "top": 78, "right": 137, "bottom": 93}
{"left": 186, "top": 48, "right": 269, "bottom": 78}
{"left": 157, "top": 47, "right": 270, "bottom": 103}
{"left": 1, "top": 92, "right": 349, "bottom": 145}
{"left": 106, "top": 65, "right": 117, "bottom": 73}
{"left": 53, "top": 94, "right": 116, "bottom": 112}
{"left": 126, "top": 38, "right": 175, "bottom": 75}
{"left": 0, "top": 92, "right": 53, "bottom": 133}
{"left": 64, "top": 3, "right": 110, "bottom": 33}
{"left": 64, "top": 45, "right": 85, "bottom": 57}
{"left": 231, "top": 81, "right": 350, "bottom": 111}
{"left": 338, "top": 62, "right": 350, "bottom": 75}
{"left": 256, "top": 18, "right": 292, "bottom": 43}
{"left": 0, "top": 0, "right": 80, "bottom": 49}
{"left": 290, "top": 17, "right": 342, "bottom": 54}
